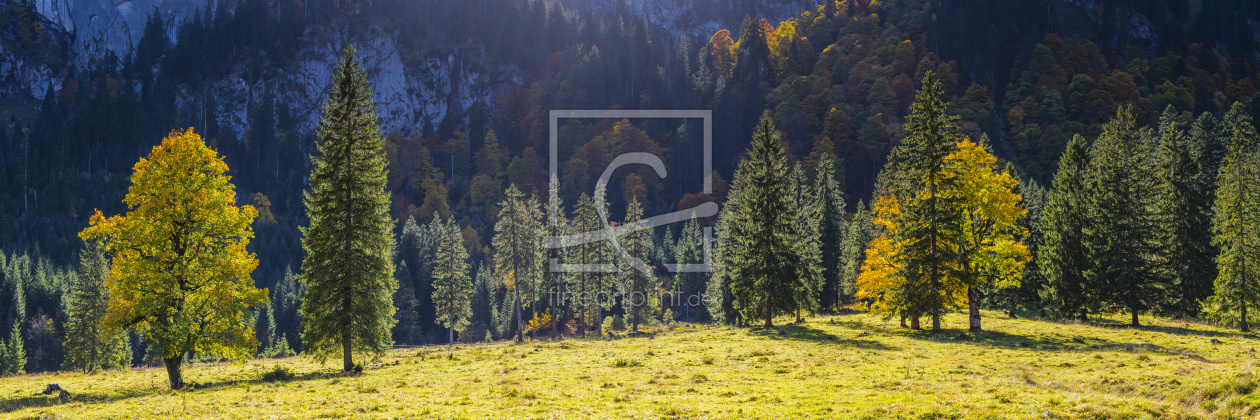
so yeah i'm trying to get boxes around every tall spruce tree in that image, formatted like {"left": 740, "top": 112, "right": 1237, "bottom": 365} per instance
{"left": 1007, "top": 175, "right": 1047, "bottom": 316}
{"left": 543, "top": 175, "right": 570, "bottom": 338}
{"left": 895, "top": 71, "right": 964, "bottom": 332}
{"left": 464, "top": 265, "right": 495, "bottom": 342}
{"left": 719, "top": 114, "right": 804, "bottom": 328}
{"left": 839, "top": 200, "right": 873, "bottom": 306}
{"left": 272, "top": 266, "right": 303, "bottom": 352}
{"left": 1207, "top": 102, "right": 1260, "bottom": 331}
{"left": 814, "top": 156, "right": 848, "bottom": 311}
{"left": 1154, "top": 106, "right": 1215, "bottom": 318}
{"left": 790, "top": 164, "right": 823, "bottom": 321}
{"left": 300, "top": 45, "right": 397, "bottom": 372}
{"left": 619, "top": 199, "right": 656, "bottom": 332}
{"left": 1190, "top": 112, "right": 1228, "bottom": 194}
{"left": 62, "top": 244, "right": 131, "bottom": 372}
{"left": 1040, "top": 134, "right": 1094, "bottom": 320}
{"left": 1085, "top": 106, "right": 1167, "bottom": 327}
{"left": 431, "top": 218, "right": 472, "bottom": 347}
{"left": 491, "top": 185, "right": 543, "bottom": 342}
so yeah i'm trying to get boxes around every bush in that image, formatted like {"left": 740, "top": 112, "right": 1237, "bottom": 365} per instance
{"left": 262, "top": 365, "right": 294, "bottom": 382}
{"left": 602, "top": 315, "right": 626, "bottom": 333}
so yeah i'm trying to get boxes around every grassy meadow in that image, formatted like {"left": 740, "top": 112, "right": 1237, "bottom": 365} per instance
{"left": 1, "top": 311, "right": 1258, "bottom": 419}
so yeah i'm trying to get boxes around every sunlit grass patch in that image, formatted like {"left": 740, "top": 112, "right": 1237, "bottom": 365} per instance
{"left": 0, "top": 311, "right": 1256, "bottom": 418}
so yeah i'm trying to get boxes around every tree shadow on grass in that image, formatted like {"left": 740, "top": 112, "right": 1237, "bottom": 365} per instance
{"left": 0, "top": 387, "right": 158, "bottom": 414}
{"left": 0, "top": 366, "right": 352, "bottom": 414}
{"left": 1132, "top": 323, "right": 1256, "bottom": 340}
{"left": 747, "top": 324, "right": 898, "bottom": 350}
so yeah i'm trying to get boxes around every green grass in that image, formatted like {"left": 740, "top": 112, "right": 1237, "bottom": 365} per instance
{"left": 3, "top": 311, "right": 1259, "bottom": 419}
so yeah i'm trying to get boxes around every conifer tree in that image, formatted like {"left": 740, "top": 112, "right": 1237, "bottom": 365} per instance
{"left": 709, "top": 171, "right": 748, "bottom": 326}
{"left": 1207, "top": 102, "right": 1260, "bottom": 331}
{"left": 839, "top": 200, "right": 873, "bottom": 304}
{"left": 432, "top": 218, "right": 472, "bottom": 347}
{"left": 1085, "top": 106, "right": 1167, "bottom": 327}
{"left": 391, "top": 261, "right": 422, "bottom": 345}
{"left": 463, "top": 265, "right": 494, "bottom": 342}
{"left": 894, "top": 71, "right": 964, "bottom": 332}
{"left": 4, "top": 322, "right": 23, "bottom": 375}
{"left": 1040, "top": 134, "right": 1093, "bottom": 320}
{"left": 1155, "top": 106, "right": 1215, "bottom": 317}
{"left": 619, "top": 199, "right": 656, "bottom": 332}
{"left": 1190, "top": 112, "right": 1227, "bottom": 194}
{"left": 492, "top": 185, "right": 543, "bottom": 342}
{"left": 790, "top": 164, "right": 823, "bottom": 321}
{"left": 814, "top": 156, "right": 848, "bottom": 311}
{"left": 1006, "top": 175, "right": 1047, "bottom": 316}
{"left": 61, "top": 244, "right": 130, "bottom": 373}
{"left": 543, "top": 175, "right": 570, "bottom": 338}
{"left": 272, "top": 266, "right": 303, "bottom": 352}
{"left": 570, "top": 193, "right": 602, "bottom": 335}
{"left": 300, "top": 45, "right": 397, "bottom": 372}
{"left": 673, "top": 217, "right": 707, "bottom": 321}
{"left": 718, "top": 114, "right": 804, "bottom": 328}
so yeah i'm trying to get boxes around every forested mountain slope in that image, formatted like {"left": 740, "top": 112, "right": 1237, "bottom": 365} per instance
{"left": 2, "top": 0, "right": 1260, "bottom": 347}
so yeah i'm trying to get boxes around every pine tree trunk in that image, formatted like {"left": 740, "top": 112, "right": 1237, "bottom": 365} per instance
{"left": 597, "top": 306, "right": 604, "bottom": 336}
{"left": 514, "top": 288, "right": 523, "bottom": 342}
{"left": 449, "top": 321, "right": 454, "bottom": 348}
{"left": 969, "top": 286, "right": 981, "bottom": 331}
{"left": 1242, "top": 301, "right": 1250, "bottom": 332}
{"left": 1130, "top": 309, "right": 1139, "bottom": 327}
{"left": 342, "top": 328, "right": 353, "bottom": 372}
{"left": 163, "top": 354, "right": 185, "bottom": 390}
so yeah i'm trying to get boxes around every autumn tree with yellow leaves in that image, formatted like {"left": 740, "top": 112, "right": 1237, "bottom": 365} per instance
{"left": 80, "top": 128, "right": 265, "bottom": 390}
{"left": 855, "top": 73, "right": 1029, "bottom": 332}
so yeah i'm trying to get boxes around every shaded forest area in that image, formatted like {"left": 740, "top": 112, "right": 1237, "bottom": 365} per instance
{"left": 3, "top": 0, "right": 1260, "bottom": 363}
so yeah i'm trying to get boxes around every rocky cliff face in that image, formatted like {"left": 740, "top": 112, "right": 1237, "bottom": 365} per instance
{"left": 8, "top": 0, "right": 503, "bottom": 137}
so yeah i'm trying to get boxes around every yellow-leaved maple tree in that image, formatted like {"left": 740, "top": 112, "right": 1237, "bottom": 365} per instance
{"left": 79, "top": 128, "right": 265, "bottom": 390}
{"left": 855, "top": 139, "right": 1029, "bottom": 330}
{"left": 946, "top": 139, "right": 1030, "bottom": 331}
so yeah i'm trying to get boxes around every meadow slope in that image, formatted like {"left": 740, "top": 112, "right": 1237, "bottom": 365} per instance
{"left": 2, "top": 311, "right": 1259, "bottom": 419}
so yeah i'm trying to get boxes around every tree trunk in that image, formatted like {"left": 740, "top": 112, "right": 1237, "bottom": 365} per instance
{"left": 342, "top": 328, "right": 353, "bottom": 372}
{"left": 449, "top": 320, "right": 454, "bottom": 348}
{"left": 1130, "top": 309, "right": 1139, "bottom": 327}
{"left": 597, "top": 306, "right": 604, "bottom": 336}
{"left": 530, "top": 301, "right": 537, "bottom": 339}
{"left": 1242, "top": 301, "right": 1250, "bottom": 332}
{"left": 969, "top": 286, "right": 981, "bottom": 331}
{"left": 514, "top": 288, "right": 523, "bottom": 342}
{"left": 931, "top": 313, "right": 941, "bottom": 332}
{"left": 900, "top": 314, "right": 907, "bottom": 328}
{"left": 910, "top": 315, "right": 920, "bottom": 330}
{"left": 163, "top": 354, "right": 185, "bottom": 390}
{"left": 764, "top": 309, "right": 773, "bottom": 328}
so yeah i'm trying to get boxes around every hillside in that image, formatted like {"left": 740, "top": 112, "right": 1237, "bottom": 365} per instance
{"left": 2, "top": 313, "right": 1257, "bottom": 419}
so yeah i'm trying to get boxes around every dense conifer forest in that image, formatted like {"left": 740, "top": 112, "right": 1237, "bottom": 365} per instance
{"left": 3, "top": 5, "right": 1260, "bottom": 414}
